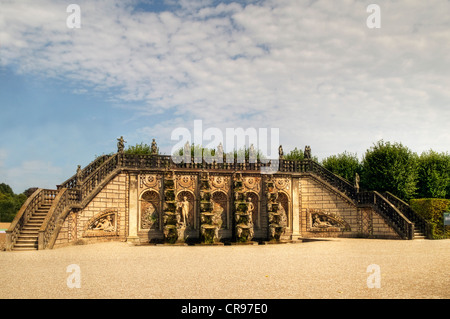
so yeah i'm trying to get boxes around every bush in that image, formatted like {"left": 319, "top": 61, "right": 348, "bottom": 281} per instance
{"left": 321, "top": 151, "right": 362, "bottom": 184}
{"left": 361, "top": 140, "right": 418, "bottom": 200}
{"left": 125, "top": 143, "right": 153, "bottom": 155}
{"left": 416, "top": 150, "right": 450, "bottom": 199}
{"left": 410, "top": 198, "right": 450, "bottom": 239}
{"left": 0, "top": 183, "right": 27, "bottom": 222}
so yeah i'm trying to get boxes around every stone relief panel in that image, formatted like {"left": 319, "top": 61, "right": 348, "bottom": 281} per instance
{"left": 139, "top": 174, "right": 162, "bottom": 191}
{"left": 84, "top": 209, "right": 118, "bottom": 237}
{"left": 209, "top": 175, "right": 231, "bottom": 193}
{"left": 242, "top": 175, "right": 261, "bottom": 193}
{"left": 176, "top": 174, "right": 196, "bottom": 192}
{"left": 307, "top": 209, "right": 351, "bottom": 232}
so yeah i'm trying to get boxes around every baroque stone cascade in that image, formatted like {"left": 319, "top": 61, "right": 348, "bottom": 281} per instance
{"left": 233, "top": 173, "right": 255, "bottom": 243}
{"left": 7, "top": 139, "right": 430, "bottom": 251}
{"left": 266, "top": 177, "right": 287, "bottom": 241}
{"left": 199, "top": 172, "right": 222, "bottom": 244}
{"left": 162, "top": 171, "right": 185, "bottom": 244}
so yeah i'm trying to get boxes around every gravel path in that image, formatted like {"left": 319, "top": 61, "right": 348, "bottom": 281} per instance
{"left": 0, "top": 238, "right": 448, "bottom": 299}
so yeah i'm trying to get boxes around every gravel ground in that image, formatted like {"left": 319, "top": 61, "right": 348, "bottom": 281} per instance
{"left": 0, "top": 238, "right": 448, "bottom": 299}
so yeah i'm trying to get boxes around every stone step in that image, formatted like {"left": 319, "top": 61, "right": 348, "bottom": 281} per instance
{"left": 13, "top": 243, "right": 38, "bottom": 250}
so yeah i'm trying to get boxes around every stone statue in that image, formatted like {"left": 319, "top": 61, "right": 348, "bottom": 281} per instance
{"left": 76, "top": 165, "right": 83, "bottom": 183}
{"left": 313, "top": 214, "right": 332, "bottom": 228}
{"left": 216, "top": 143, "right": 224, "bottom": 160}
{"left": 278, "top": 145, "right": 284, "bottom": 159}
{"left": 178, "top": 196, "right": 190, "bottom": 226}
{"left": 247, "top": 197, "right": 254, "bottom": 216}
{"left": 304, "top": 145, "right": 311, "bottom": 159}
{"left": 249, "top": 144, "right": 256, "bottom": 162}
{"left": 184, "top": 141, "right": 190, "bottom": 159}
{"left": 117, "top": 136, "right": 126, "bottom": 153}
{"left": 151, "top": 138, "right": 158, "bottom": 155}
{"left": 94, "top": 215, "right": 115, "bottom": 232}
{"left": 355, "top": 173, "right": 360, "bottom": 193}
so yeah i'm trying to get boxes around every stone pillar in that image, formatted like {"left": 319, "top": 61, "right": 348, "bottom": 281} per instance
{"left": 127, "top": 173, "right": 140, "bottom": 245}
{"left": 291, "top": 177, "right": 301, "bottom": 240}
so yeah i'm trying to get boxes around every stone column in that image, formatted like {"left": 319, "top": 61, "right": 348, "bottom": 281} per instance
{"left": 291, "top": 177, "right": 301, "bottom": 240}
{"left": 127, "top": 173, "right": 140, "bottom": 245}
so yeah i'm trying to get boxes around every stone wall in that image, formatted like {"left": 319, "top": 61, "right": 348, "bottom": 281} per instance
{"left": 55, "top": 173, "right": 128, "bottom": 247}
{"left": 299, "top": 175, "right": 400, "bottom": 239}
{"left": 54, "top": 171, "right": 401, "bottom": 247}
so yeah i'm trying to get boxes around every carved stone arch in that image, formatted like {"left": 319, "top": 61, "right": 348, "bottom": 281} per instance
{"left": 212, "top": 190, "right": 229, "bottom": 229}
{"left": 176, "top": 190, "right": 196, "bottom": 229}
{"left": 277, "top": 191, "right": 290, "bottom": 228}
{"left": 245, "top": 191, "right": 260, "bottom": 229}
{"left": 140, "top": 190, "right": 161, "bottom": 230}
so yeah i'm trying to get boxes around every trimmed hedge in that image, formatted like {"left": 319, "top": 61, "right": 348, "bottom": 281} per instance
{"left": 410, "top": 198, "right": 450, "bottom": 239}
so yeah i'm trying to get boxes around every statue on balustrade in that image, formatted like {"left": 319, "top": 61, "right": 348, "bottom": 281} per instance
{"left": 304, "top": 145, "right": 311, "bottom": 159}
{"left": 151, "top": 138, "right": 158, "bottom": 155}
{"left": 117, "top": 136, "right": 126, "bottom": 153}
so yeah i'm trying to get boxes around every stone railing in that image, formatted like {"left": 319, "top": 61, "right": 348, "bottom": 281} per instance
{"left": 59, "top": 154, "right": 111, "bottom": 189}
{"left": 357, "top": 191, "right": 414, "bottom": 239}
{"left": 381, "top": 192, "right": 431, "bottom": 239}
{"left": 38, "top": 188, "right": 79, "bottom": 249}
{"left": 6, "top": 189, "right": 58, "bottom": 250}
{"left": 80, "top": 153, "right": 119, "bottom": 203}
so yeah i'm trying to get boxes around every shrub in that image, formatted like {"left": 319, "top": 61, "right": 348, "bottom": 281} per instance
{"left": 416, "top": 150, "right": 450, "bottom": 199}
{"left": 321, "top": 151, "right": 362, "bottom": 184}
{"left": 410, "top": 198, "right": 450, "bottom": 239}
{"left": 361, "top": 140, "right": 418, "bottom": 200}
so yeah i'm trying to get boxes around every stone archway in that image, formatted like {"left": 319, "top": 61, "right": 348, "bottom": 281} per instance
{"left": 176, "top": 190, "right": 196, "bottom": 229}
{"left": 140, "top": 190, "right": 160, "bottom": 230}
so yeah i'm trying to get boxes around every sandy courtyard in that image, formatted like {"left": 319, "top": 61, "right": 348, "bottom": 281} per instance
{"left": 0, "top": 238, "right": 448, "bottom": 299}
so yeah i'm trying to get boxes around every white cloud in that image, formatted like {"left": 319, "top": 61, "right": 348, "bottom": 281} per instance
{"left": 1, "top": 0, "right": 449, "bottom": 163}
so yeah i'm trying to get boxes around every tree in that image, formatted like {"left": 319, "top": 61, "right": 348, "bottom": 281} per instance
{"left": 321, "top": 151, "right": 362, "bottom": 184}
{"left": 0, "top": 184, "right": 27, "bottom": 222}
{"left": 361, "top": 140, "right": 418, "bottom": 200}
{"left": 416, "top": 150, "right": 450, "bottom": 199}
{"left": 284, "top": 147, "right": 304, "bottom": 161}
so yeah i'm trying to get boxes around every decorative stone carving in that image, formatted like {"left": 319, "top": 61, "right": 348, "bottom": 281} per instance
{"left": 307, "top": 209, "right": 350, "bottom": 232}
{"left": 210, "top": 175, "right": 230, "bottom": 191}
{"left": 84, "top": 210, "right": 118, "bottom": 237}
{"left": 140, "top": 174, "right": 161, "bottom": 190}
{"left": 176, "top": 174, "right": 196, "bottom": 191}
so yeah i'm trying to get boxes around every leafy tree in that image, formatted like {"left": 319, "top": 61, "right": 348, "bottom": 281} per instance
{"left": 321, "top": 151, "right": 362, "bottom": 184}
{"left": 124, "top": 142, "right": 154, "bottom": 155}
{"left": 416, "top": 150, "right": 450, "bottom": 199}
{"left": 284, "top": 147, "right": 304, "bottom": 161}
{"left": 0, "top": 184, "right": 27, "bottom": 222}
{"left": 0, "top": 183, "right": 13, "bottom": 196}
{"left": 361, "top": 140, "right": 418, "bottom": 200}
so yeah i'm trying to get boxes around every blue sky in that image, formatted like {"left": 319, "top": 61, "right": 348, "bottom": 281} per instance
{"left": 1, "top": 0, "right": 450, "bottom": 193}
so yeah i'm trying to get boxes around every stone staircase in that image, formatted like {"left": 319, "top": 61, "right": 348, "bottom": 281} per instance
{"left": 413, "top": 229, "right": 426, "bottom": 240}
{"left": 12, "top": 203, "right": 52, "bottom": 251}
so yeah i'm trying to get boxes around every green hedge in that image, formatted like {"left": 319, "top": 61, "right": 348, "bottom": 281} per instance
{"left": 410, "top": 198, "right": 450, "bottom": 239}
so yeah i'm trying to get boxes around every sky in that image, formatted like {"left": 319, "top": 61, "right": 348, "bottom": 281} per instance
{"left": 0, "top": 0, "right": 449, "bottom": 193}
